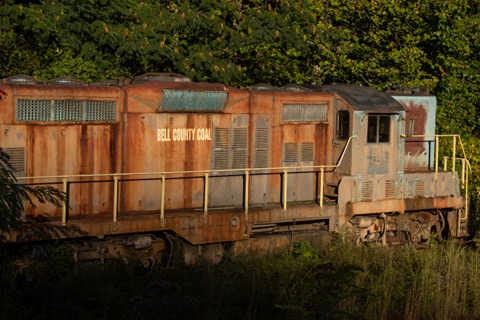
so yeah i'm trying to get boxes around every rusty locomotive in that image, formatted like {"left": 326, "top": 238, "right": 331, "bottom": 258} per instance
{"left": 0, "top": 74, "right": 470, "bottom": 265}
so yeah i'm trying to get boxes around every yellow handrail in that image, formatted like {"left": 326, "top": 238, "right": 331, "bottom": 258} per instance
{"left": 18, "top": 136, "right": 358, "bottom": 225}
{"left": 18, "top": 134, "right": 471, "bottom": 232}
{"left": 413, "top": 134, "right": 471, "bottom": 224}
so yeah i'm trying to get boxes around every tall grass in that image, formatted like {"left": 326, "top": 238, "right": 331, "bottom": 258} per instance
{"left": 323, "top": 238, "right": 480, "bottom": 320}
{"left": 3, "top": 238, "right": 480, "bottom": 319}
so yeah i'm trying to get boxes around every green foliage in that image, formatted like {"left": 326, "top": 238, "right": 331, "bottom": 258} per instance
{"left": 0, "top": 0, "right": 319, "bottom": 85}
{"left": 36, "top": 49, "right": 129, "bottom": 82}
{"left": 292, "top": 240, "right": 320, "bottom": 260}
{"left": 212, "top": 248, "right": 364, "bottom": 319}
{"left": 1, "top": 0, "right": 479, "bottom": 94}
{"left": 0, "top": 148, "right": 65, "bottom": 233}
{"left": 0, "top": 31, "right": 44, "bottom": 76}
{"left": 310, "top": 0, "right": 435, "bottom": 87}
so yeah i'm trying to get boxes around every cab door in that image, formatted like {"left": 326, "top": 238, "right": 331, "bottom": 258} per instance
{"left": 365, "top": 113, "right": 399, "bottom": 175}
{"left": 332, "top": 107, "right": 352, "bottom": 176}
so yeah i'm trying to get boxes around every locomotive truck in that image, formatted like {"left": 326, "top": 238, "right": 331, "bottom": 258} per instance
{"left": 0, "top": 73, "right": 470, "bottom": 266}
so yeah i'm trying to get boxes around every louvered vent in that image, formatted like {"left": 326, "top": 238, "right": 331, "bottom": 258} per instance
{"left": 360, "top": 181, "right": 373, "bottom": 201}
{"left": 212, "top": 128, "right": 229, "bottom": 170}
{"left": 2, "top": 147, "right": 25, "bottom": 176}
{"left": 16, "top": 99, "right": 117, "bottom": 122}
{"left": 415, "top": 180, "right": 425, "bottom": 196}
{"left": 253, "top": 128, "right": 270, "bottom": 168}
{"left": 283, "top": 143, "right": 297, "bottom": 166}
{"left": 282, "top": 104, "right": 328, "bottom": 122}
{"left": 385, "top": 180, "right": 396, "bottom": 199}
{"left": 232, "top": 128, "right": 247, "bottom": 169}
{"left": 301, "top": 143, "right": 314, "bottom": 163}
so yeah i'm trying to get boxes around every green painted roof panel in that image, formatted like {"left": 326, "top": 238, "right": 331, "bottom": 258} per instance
{"left": 160, "top": 89, "right": 227, "bottom": 111}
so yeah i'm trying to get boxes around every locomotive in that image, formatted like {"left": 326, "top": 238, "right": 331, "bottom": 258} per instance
{"left": 0, "top": 73, "right": 470, "bottom": 265}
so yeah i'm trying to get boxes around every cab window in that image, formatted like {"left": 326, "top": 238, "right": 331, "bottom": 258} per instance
{"left": 367, "top": 114, "right": 390, "bottom": 143}
{"left": 336, "top": 110, "right": 350, "bottom": 140}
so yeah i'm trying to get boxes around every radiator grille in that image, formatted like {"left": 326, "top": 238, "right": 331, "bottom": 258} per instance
{"left": 282, "top": 104, "right": 328, "bottom": 122}
{"left": 16, "top": 99, "right": 117, "bottom": 122}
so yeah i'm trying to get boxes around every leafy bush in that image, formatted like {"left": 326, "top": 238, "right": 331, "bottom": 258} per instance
{"left": 0, "top": 148, "right": 65, "bottom": 233}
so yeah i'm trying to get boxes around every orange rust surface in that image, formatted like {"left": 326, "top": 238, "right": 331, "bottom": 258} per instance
{"left": 11, "top": 203, "right": 336, "bottom": 244}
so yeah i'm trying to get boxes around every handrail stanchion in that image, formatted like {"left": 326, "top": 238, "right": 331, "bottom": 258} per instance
{"left": 244, "top": 170, "right": 249, "bottom": 225}
{"left": 444, "top": 156, "right": 448, "bottom": 171}
{"left": 62, "top": 177, "right": 68, "bottom": 226}
{"left": 464, "top": 165, "right": 469, "bottom": 220}
{"left": 204, "top": 173, "right": 209, "bottom": 219}
{"left": 320, "top": 168, "right": 324, "bottom": 208}
{"left": 161, "top": 174, "right": 166, "bottom": 225}
{"left": 283, "top": 169, "right": 288, "bottom": 210}
{"left": 461, "top": 159, "right": 466, "bottom": 186}
{"left": 435, "top": 136, "right": 439, "bottom": 180}
{"left": 452, "top": 135, "right": 457, "bottom": 178}
{"left": 113, "top": 174, "right": 119, "bottom": 222}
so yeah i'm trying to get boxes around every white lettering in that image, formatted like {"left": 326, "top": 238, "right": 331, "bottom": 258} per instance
{"left": 158, "top": 128, "right": 211, "bottom": 142}
{"left": 172, "top": 128, "right": 195, "bottom": 141}
{"left": 157, "top": 128, "right": 171, "bottom": 141}
{"left": 197, "top": 128, "right": 212, "bottom": 141}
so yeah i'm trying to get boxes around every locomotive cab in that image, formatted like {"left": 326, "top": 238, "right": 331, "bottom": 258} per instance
{"left": 327, "top": 86, "right": 468, "bottom": 245}
{"left": 319, "top": 85, "right": 406, "bottom": 226}
{"left": 323, "top": 84, "right": 405, "bottom": 177}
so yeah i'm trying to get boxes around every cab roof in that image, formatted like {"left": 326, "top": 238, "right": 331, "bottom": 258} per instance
{"left": 307, "top": 84, "right": 404, "bottom": 112}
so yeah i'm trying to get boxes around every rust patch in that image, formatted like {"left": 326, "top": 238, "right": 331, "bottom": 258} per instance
{"left": 404, "top": 101, "right": 427, "bottom": 155}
